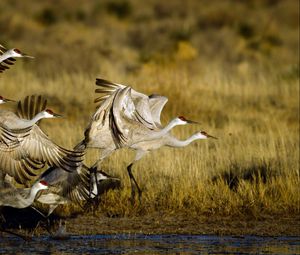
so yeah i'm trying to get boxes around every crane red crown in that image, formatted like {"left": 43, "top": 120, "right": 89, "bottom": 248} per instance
{"left": 40, "top": 180, "right": 48, "bottom": 186}
{"left": 45, "top": 109, "right": 54, "bottom": 114}
{"left": 13, "top": 48, "right": 21, "bottom": 54}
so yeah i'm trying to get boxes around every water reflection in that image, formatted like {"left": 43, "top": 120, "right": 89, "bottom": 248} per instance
{"left": 0, "top": 234, "right": 299, "bottom": 254}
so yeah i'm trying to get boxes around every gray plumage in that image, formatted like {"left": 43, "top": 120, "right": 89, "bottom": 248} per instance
{"left": 0, "top": 95, "right": 84, "bottom": 184}
{"left": 77, "top": 78, "right": 198, "bottom": 202}
{"left": 0, "top": 180, "right": 48, "bottom": 208}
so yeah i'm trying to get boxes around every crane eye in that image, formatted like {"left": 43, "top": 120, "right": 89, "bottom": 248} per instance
{"left": 200, "top": 131, "right": 207, "bottom": 135}
{"left": 13, "top": 48, "right": 21, "bottom": 54}
{"left": 178, "top": 116, "right": 186, "bottom": 121}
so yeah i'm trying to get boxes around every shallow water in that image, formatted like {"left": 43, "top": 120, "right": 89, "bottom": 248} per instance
{"left": 0, "top": 234, "right": 299, "bottom": 254}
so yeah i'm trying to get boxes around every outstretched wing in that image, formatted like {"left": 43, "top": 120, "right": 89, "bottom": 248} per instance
{"left": 20, "top": 125, "right": 84, "bottom": 173}
{"left": 0, "top": 124, "right": 44, "bottom": 184}
{"left": 0, "top": 44, "right": 17, "bottom": 73}
{"left": 94, "top": 78, "right": 126, "bottom": 104}
{"left": 39, "top": 164, "right": 91, "bottom": 205}
{"left": 0, "top": 97, "right": 84, "bottom": 184}
{"left": 17, "top": 95, "right": 47, "bottom": 123}
{"left": 148, "top": 94, "right": 168, "bottom": 127}
{"left": 85, "top": 78, "right": 168, "bottom": 149}
{"left": 95, "top": 78, "right": 156, "bottom": 128}
{"left": 16, "top": 95, "right": 84, "bottom": 172}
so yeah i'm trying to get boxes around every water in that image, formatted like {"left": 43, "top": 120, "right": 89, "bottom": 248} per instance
{"left": 0, "top": 234, "right": 299, "bottom": 254}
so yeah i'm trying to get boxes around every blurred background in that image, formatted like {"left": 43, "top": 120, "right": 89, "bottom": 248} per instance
{"left": 0, "top": 0, "right": 298, "bottom": 77}
{"left": 0, "top": 0, "right": 298, "bottom": 129}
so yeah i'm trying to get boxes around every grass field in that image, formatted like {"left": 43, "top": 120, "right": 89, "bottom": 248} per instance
{"left": 0, "top": 0, "right": 299, "bottom": 219}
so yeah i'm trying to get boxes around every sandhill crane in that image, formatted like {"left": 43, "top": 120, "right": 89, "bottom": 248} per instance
{"left": 76, "top": 78, "right": 198, "bottom": 202}
{"left": 35, "top": 165, "right": 120, "bottom": 216}
{"left": 7, "top": 97, "right": 103, "bottom": 214}
{"left": 77, "top": 79, "right": 196, "bottom": 152}
{"left": 88, "top": 169, "right": 121, "bottom": 199}
{"left": 0, "top": 108, "right": 62, "bottom": 129}
{"left": 0, "top": 180, "right": 48, "bottom": 208}
{"left": 0, "top": 95, "right": 84, "bottom": 184}
{"left": 0, "top": 94, "right": 32, "bottom": 147}
{"left": 35, "top": 164, "right": 91, "bottom": 216}
{"left": 0, "top": 94, "right": 62, "bottom": 129}
{"left": 0, "top": 179, "right": 48, "bottom": 240}
{"left": 128, "top": 130, "right": 217, "bottom": 200}
{"left": 0, "top": 44, "right": 34, "bottom": 73}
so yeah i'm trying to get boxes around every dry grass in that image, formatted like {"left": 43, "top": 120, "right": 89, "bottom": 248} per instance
{"left": 0, "top": 0, "right": 299, "bottom": 218}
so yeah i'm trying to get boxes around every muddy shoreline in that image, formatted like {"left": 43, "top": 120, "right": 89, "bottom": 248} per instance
{"left": 64, "top": 213, "right": 300, "bottom": 237}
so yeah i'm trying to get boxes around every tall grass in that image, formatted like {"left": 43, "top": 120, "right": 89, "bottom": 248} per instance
{"left": 1, "top": 64, "right": 298, "bottom": 217}
{"left": 0, "top": 0, "right": 298, "bottom": 217}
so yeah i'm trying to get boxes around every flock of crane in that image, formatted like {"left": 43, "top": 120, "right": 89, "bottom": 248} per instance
{"left": 0, "top": 43, "right": 216, "bottom": 239}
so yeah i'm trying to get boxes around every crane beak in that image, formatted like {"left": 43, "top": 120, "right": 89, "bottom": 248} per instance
{"left": 21, "top": 53, "right": 34, "bottom": 58}
{"left": 186, "top": 119, "right": 199, "bottom": 124}
{"left": 3, "top": 97, "right": 16, "bottom": 103}
{"left": 207, "top": 133, "right": 218, "bottom": 139}
{"left": 53, "top": 113, "right": 63, "bottom": 118}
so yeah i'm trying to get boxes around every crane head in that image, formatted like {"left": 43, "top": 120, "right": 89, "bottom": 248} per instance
{"left": 0, "top": 95, "right": 15, "bottom": 104}
{"left": 35, "top": 180, "right": 49, "bottom": 191}
{"left": 196, "top": 130, "right": 218, "bottom": 140}
{"left": 8, "top": 48, "right": 34, "bottom": 58}
{"left": 43, "top": 109, "right": 63, "bottom": 118}
{"left": 177, "top": 116, "right": 199, "bottom": 125}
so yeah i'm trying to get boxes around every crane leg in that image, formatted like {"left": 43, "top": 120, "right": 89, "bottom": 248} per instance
{"left": 90, "top": 167, "right": 101, "bottom": 213}
{"left": 88, "top": 167, "right": 96, "bottom": 199}
{"left": 29, "top": 207, "right": 53, "bottom": 235}
{"left": 30, "top": 206, "right": 47, "bottom": 218}
{"left": 127, "top": 163, "right": 142, "bottom": 204}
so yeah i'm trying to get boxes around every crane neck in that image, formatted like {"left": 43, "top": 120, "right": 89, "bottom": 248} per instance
{"left": 16, "top": 112, "right": 45, "bottom": 128}
{"left": 143, "top": 118, "right": 180, "bottom": 141}
{"left": 162, "top": 118, "right": 180, "bottom": 133}
{"left": 30, "top": 112, "right": 46, "bottom": 124}
{"left": 28, "top": 184, "right": 43, "bottom": 203}
{"left": 167, "top": 133, "right": 205, "bottom": 147}
{"left": 13, "top": 184, "right": 42, "bottom": 208}
{"left": 0, "top": 51, "right": 12, "bottom": 63}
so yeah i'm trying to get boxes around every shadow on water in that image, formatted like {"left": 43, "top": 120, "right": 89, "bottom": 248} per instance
{"left": 0, "top": 234, "right": 299, "bottom": 255}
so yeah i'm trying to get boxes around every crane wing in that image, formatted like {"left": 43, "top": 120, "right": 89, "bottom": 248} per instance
{"left": 94, "top": 78, "right": 126, "bottom": 104}
{"left": 0, "top": 154, "right": 45, "bottom": 184}
{"left": 16, "top": 94, "right": 83, "bottom": 172}
{"left": 0, "top": 125, "right": 45, "bottom": 184}
{"left": 20, "top": 125, "right": 84, "bottom": 173}
{"left": 17, "top": 95, "right": 47, "bottom": 123}
{"left": 91, "top": 78, "right": 168, "bottom": 148}
{"left": 39, "top": 164, "right": 91, "bottom": 205}
{"left": 148, "top": 94, "right": 168, "bottom": 127}
{"left": 109, "top": 88, "right": 130, "bottom": 147}
{"left": 95, "top": 78, "right": 156, "bottom": 128}
{"left": 0, "top": 122, "right": 31, "bottom": 146}
{"left": 0, "top": 44, "right": 7, "bottom": 54}
{"left": 0, "top": 44, "right": 17, "bottom": 73}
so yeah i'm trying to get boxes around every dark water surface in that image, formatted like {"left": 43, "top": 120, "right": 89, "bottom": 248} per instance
{"left": 0, "top": 234, "right": 299, "bottom": 254}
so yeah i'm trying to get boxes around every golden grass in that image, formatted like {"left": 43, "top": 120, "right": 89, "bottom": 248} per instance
{"left": 0, "top": 0, "right": 299, "bottom": 218}
{"left": 1, "top": 64, "right": 298, "bottom": 217}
